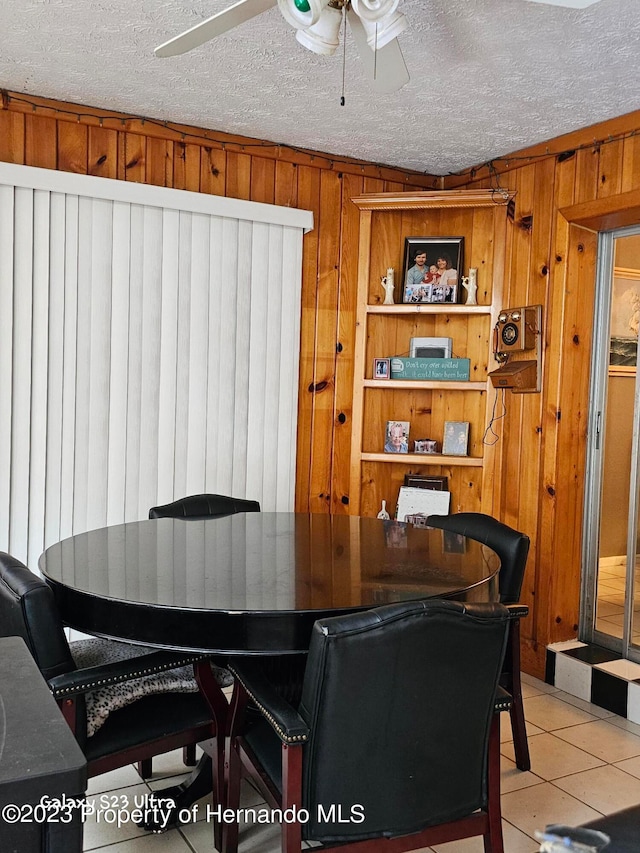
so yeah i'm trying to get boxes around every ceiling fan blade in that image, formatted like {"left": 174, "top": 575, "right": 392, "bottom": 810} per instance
{"left": 347, "top": 9, "right": 409, "bottom": 94}
{"left": 523, "top": 0, "right": 601, "bottom": 7}
{"left": 155, "top": 0, "right": 277, "bottom": 57}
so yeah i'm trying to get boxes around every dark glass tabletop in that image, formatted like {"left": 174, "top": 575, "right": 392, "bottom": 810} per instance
{"left": 39, "top": 513, "right": 500, "bottom": 654}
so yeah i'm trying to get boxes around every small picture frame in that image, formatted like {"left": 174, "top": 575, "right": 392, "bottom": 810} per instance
{"left": 373, "top": 357, "right": 390, "bottom": 379}
{"left": 402, "top": 237, "right": 464, "bottom": 305}
{"left": 403, "top": 474, "right": 448, "bottom": 491}
{"left": 384, "top": 420, "right": 410, "bottom": 454}
{"left": 413, "top": 438, "right": 439, "bottom": 454}
{"left": 442, "top": 421, "right": 470, "bottom": 456}
{"left": 409, "top": 337, "right": 452, "bottom": 359}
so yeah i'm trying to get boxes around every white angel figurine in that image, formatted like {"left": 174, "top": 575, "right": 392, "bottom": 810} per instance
{"left": 381, "top": 268, "right": 395, "bottom": 305}
{"left": 462, "top": 268, "right": 478, "bottom": 305}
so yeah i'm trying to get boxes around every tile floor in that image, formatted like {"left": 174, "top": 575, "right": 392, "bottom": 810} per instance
{"left": 83, "top": 672, "right": 640, "bottom": 853}
{"left": 596, "top": 559, "right": 640, "bottom": 644}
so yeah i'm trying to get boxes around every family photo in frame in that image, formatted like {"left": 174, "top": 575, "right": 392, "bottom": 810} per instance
{"left": 402, "top": 237, "right": 464, "bottom": 305}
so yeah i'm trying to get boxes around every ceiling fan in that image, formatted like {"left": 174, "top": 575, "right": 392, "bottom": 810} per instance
{"left": 154, "top": 0, "right": 603, "bottom": 95}
{"left": 155, "top": 0, "right": 410, "bottom": 94}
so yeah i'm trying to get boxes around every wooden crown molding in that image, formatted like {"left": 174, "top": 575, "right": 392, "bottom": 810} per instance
{"left": 351, "top": 188, "right": 515, "bottom": 211}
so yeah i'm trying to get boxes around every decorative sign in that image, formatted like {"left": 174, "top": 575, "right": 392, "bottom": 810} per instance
{"left": 390, "top": 357, "right": 470, "bottom": 381}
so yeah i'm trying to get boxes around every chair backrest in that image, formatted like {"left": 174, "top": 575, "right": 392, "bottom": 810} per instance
{"left": 298, "top": 599, "right": 510, "bottom": 843}
{"left": 426, "top": 512, "right": 530, "bottom": 604}
{"left": 148, "top": 493, "right": 261, "bottom": 520}
{"left": 0, "top": 552, "right": 76, "bottom": 681}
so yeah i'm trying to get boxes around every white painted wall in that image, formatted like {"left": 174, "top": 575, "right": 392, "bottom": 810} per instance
{"left": 0, "top": 163, "right": 313, "bottom": 567}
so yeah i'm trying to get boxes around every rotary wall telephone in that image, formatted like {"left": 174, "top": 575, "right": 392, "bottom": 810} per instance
{"left": 490, "top": 305, "right": 542, "bottom": 392}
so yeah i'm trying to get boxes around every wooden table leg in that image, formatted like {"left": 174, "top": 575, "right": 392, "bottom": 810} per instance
{"left": 195, "top": 660, "right": 230, "bottom": 851}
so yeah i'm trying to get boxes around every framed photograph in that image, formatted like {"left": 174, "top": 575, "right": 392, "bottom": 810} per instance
{"left": 409, "top": 336, "right": 453, "bottom": 359}
{"left": 396, "top": 486, "right": 451, "bottom": 522}
{"left": 402, "top": 237, "right": 464, "bottom": 305}
{"left": 442, "top": 420, "right": 470, "bottom": 456}
{"left": 373, "top": 357, "right": 390, "bottom": 379}
{"left": 413, "top": 439, "right": 439, "bottom": 454}
{"left": 403, "top": 474, "right": 448, "bottom": 491}
{"left": 384, "top": 420, "right": 410, "bottom": 454}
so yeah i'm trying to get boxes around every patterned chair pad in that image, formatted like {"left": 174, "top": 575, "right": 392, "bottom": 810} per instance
{"left": 70, "top": 637, "right": 232, "bottom": 737}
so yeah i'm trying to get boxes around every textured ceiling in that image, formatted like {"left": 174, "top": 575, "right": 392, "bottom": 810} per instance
{"left": 1, "top": 0, "right": 639, "bottom": 175}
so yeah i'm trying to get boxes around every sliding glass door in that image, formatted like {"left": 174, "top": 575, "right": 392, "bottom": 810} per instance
{"left": 582, "top": 228, "right": 640, "bottom": 659}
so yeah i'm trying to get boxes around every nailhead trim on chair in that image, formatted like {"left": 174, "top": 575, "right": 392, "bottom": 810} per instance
{"left": 50, "top": 656, "right": 209, "bottom": 698}
{"left": 230, "top": 670, "right": 309, "bottom": 745}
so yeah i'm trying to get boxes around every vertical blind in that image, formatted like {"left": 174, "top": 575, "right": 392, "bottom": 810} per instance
{"left": 0, "top": 163, "right": 313, "bottom": 567}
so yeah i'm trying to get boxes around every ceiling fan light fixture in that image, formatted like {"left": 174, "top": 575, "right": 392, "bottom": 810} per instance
{"left": 277, "top": 0, "right": 327, "bottom": 30}
{"left": 358, "top": 9, "right": 407, "bottom": 50}
{"left": 349, "top": 0, "right": 400, "bottom": 23}
{"left": 295, "top": 4, "right": 342, "bottom": 55}
{"left": 362, "top": 12, "right": 407, "bottom": 50}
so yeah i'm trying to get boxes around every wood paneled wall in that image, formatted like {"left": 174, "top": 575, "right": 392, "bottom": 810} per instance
{"left": 444, "top": 111, "right": 640, "bottom": 675}
{"left": 0, "top": 92, "right": 437, "bottom": 523}
{"left": 6, "top": 92, "right": 640, "bottom": 674}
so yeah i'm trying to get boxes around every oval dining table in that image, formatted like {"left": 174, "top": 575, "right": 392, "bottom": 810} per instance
{"left": 39, "top": 512, "right": 500, "bottom": 842}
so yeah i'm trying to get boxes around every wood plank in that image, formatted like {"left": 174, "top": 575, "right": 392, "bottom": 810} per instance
{"left": 173, "top": 142, "right": 201, "bottom": 191}
{"left": 274, "top": 160, "right": 298, "bottom": 208}
{"left": 574, "top": 145, "right": 600, "bottom": 205}
{"left": 120, "top": 132, "right": 146, "bottom": 183}
{"left": 88, "top": 126, "right": 118, "bottom": 178}
{"left": 533, "top": 150, "right": 577, "bottom": 674}
{"left": 597, "top": 137, "right": 624, "bottom": 199}
{"left": 295, "top": 165, "right": 321, "bottom": 512}
{"left": 57, "top": 122, "right": 88, "bottom": 174}
{"left": 250, "top": 157, "right": 276, "bottom": 204}
{"left": 146, "top": 137, "right": 174, "bottom": 188}
{"left": 348, "top": 208, "right": 373, "bottom": 514}
{"left": 0, "top": 110, "right": 25, "bottom": 163}
{"left": 546, "top": 225, "right": 597, "bottom": 645}
{"left": 25, "top": 114, "right": 57, "bottom": 168}
{"left": 332, "top": 172, "right": 363, "bottom": 514}
{"left": 199, "top": 146, "right": 226, "bottom": 195}
{"left": 353, "top": 189, "right": 514, "bottom": 211}
{"left": 621, "top": 134, "right": 640, "bottom": 193}
{"left": 364, "top": 380, "right": 487, "bottom": 391}
{"left": 513, "top": 155, "right": 556, "bottom": 614}
{"left": 226, "top": 151, "right": 251, "bottom": 200}
{"left": 361, "top": 453, "right": 483, "bottom": 466}
{"left": 306, "top": 169, "right": 342, "bottom": 514}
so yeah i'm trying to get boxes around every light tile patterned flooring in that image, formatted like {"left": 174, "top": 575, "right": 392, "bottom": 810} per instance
{"left": 596, "top": 560, "right": 640, "bottom": 644}
{"left": 84, "top": 673, "right": 640, "bottom": 853}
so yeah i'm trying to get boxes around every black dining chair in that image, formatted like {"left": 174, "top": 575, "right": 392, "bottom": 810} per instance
{"left": 224, "top": 599, "right": 513, "bottom": 853}
{"left": 426, "top": 512, "right": 531, "bottom": 771}
{"left": 0, "top": 551, "right": 225, "bottom": 786}
{"left": 149, "top": 493, "right": 260, "bottom": 520}
{"left": 148, "top": 491, "right": 261, "bottom": 771}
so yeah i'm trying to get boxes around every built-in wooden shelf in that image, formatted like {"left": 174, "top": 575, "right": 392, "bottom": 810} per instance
{"left": 361, "top": 453, "right": 483, "bottom": 467}
{"left": 349, "top": 188, "right": 512, "bottom": 516}
{"left": 352, "top": 190, "right": 514, "bottom": 212}
{"left": 364, "top": 379, "right": 487, "bottom": 391}
{"left": 366, "top": 304, "right": 493, "bottom": 316}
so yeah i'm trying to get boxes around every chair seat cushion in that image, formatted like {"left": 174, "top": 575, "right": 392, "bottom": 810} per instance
{"left": 71, "top": 638, "right": 232, "bottom": 737}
